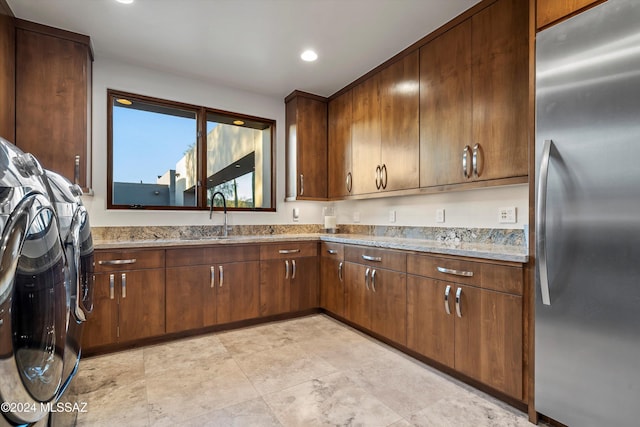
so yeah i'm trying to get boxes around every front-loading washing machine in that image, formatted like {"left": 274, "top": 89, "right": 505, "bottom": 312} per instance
{"left": 42, "top": 170, "right": 94, "bottom": 427}
{"left": 0, "top": 139, "right": 70, "bottom": 426}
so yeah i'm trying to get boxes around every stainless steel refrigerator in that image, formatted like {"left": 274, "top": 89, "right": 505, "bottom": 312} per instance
{"left": 535, "top": 1, "right": 640, "bottom": 426}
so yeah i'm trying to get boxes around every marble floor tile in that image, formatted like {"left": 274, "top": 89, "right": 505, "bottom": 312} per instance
{"left": 263, "top": 371, "right": 404, "bottom": 427}
{"left": 72, "top": 315, "right": 532, "bottom": 426}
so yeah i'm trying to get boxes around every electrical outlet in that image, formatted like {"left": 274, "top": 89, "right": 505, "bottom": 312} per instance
{"left": 353, "top": 211, "right": 361, "bottom": 223}
{"left": 498, "top": 207, "right": 517, "bottom": 224}
{"left": 389, "top": 210, "right": 396, "bottom": 223}
{"left": 435, "top": 208, "right": 445, "bottom": 223}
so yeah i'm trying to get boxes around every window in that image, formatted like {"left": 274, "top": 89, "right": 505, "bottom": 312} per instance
{"left": 107, "top": 90, "right": 275, "bottom": 211}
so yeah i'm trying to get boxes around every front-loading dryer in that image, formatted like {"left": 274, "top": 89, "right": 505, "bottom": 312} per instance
{"left": 0, "top": 139, "right": 69, "bottom": 426}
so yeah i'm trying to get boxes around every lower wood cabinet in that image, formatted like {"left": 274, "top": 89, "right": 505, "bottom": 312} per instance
{"left": 83, "top": 250, "right": 165, "bottom": 349}
{"left": 320, "top": 242, "right": 345, "bottom": 317}
{"left": 406, "top": 254, "right": 523, "bottom": 400}
{"left": 165, "top": 245, "right": 260, "bottom": 333}
{"left": 259, "top": 242, "right": 319, "bottom": 316}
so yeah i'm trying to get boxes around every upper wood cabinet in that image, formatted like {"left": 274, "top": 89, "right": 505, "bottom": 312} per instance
{"left": 328, "top": 90, "right": 353, "bottom": 198}
{"left": 15, "top": 20, "right": 93, "bottom": 190}
{"left": 351, "top": 51, "right": 419, "bottom": 195}
{"left": 285, "top": 91, "right": 328, "bottom": 200}
{"left": 536, "top": 0, "right": 602, "bottom": 30}
{"left": 0, "top": 10, "right": 14, "bottom": 143}
{"left": 420, "top": 0, "right": 528, "bottom": 188}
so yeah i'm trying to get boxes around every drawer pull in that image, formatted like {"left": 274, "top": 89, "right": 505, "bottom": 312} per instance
{"left": 437, "top": 266, "right": 473, "bottom": 277}
{"left": 98, "top": 259, "right": 137, "bottom": 266}
{"left": 279, "top": 249, "right": 300, "bottom": 254}
{"left": 362, "top": 255, "right": 382, "bottom": 262}
{"left": 327, "top": 249, "right": 337, "bottom": 255}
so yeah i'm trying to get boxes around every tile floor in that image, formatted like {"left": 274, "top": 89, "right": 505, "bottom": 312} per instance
{"left": 73, "top": 314, "right": 534, "bottom": 426}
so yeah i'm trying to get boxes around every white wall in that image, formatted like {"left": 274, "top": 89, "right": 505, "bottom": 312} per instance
{"left": 84, "top": 57, "right": 528, "bottom": 229}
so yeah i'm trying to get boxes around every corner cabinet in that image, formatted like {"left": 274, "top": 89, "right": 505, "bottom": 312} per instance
{"left": 285, "top": 91, "right": 328, "bottom": 200}
{"left": 419, "top": 0, "right": 528, "bottom": 188}
{"left": 406, "top": 253, "right": 524, "bottom": 400}
{"left": 15, "top": 20, "right": 92, "bottom": 190}
{"left": 83, "top": 250, "right": 165, "bottom": 350}
{"left": 328, "top": 90, "right": 353, "bottom": 198}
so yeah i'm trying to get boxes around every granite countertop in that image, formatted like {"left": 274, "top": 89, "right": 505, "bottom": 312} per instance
{"left": 94, "top": 233, "right": 528, "bottom": 263}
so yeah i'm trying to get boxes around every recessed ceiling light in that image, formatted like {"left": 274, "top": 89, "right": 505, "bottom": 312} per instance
{"left": 301, "top": 50, "right": 318, "bottom": 62}
{"left": 115, "top": 0, "right": 134, "bottom": 4}
{"left": 233, "top": 120, "right": 245, "bottom": 125}
{"left": 116, "top": 98, "right": 132, "bottom": 105}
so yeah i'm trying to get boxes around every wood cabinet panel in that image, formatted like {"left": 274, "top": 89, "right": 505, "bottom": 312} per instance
{"left": 118, "top": 268, "right": 166, "bottom": 343}
{"left": 471, "top": 0, "right": 528, "bottom": 182}
{"left": 537, "top": 0, "right": 602, "bottom": 29}
{"left": 453, "top": 284, "right": 482, "bottom": 381}
{"left": 290, "top": 256, "right": 319, "bottom": 312}
{"left": 407, "top": 276, "right": 455, "bottom": 367}
{"left": 351, "top": 74, "right": 381, "bottom": 195}
{"left": 94, "top": 249, "right": 165, "bottom": 272}
{"left": 345, "top": 245, "right": 406, "bottom": 272}
{"left": 82, "top": 273, "right": 118, "bottom": 349}
{"left": 420, "top": 19, "right": 472, "bottom": 187}
{"left": 379, "top": 51, "right": 419, "bottom": 192}
{"left": 165, "top": 265, "right": 216, "bottom": 333}
{"left": 166, "top": 245, "right": 258, "bottom": 267}
{"left": 15, "top": 23, "right": 92, "bottom": 188}
{"left": 320, "top": 256, "right": 345, "bottom": 317}
{"left": 260, "top": 242, "right": 318, "bottom": 260}
{"left": 259, "top": 258, "right": 291, "bottom": 316}
{"left": 285, "top": 91, "right": 327, "bottom": 200}
{"left": 216, "top": 261, "right": 260, "bottom": 323}
{"left": 0, "top": 12, "right": 14, "bottom": 143}
{"left": 344, "top": 262, "right": 370, "bottom": 326}
{"left": 328, "top": 90, "right": 353, "bottom": 198}
{"left": 369, "top": 268, "right": 407, "bottom": 345}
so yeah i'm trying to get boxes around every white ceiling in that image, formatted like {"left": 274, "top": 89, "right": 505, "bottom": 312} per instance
{"left": 7, "top": 0, "right": 480, "bottom": 99}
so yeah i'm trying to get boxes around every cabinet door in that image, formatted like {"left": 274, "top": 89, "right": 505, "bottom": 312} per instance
{"left": 369, "top": 268, "right": 407, "bottom": 345}
{"left": 15, "top": 28, "right": 90, "bottom": 188}
{"left": 420, "top": 20, "right": 472, "bottom": 187}
{"left": 351, "top": 74, "right": 381, "bottom": 195}
{"left": 217, "top": 261, "right": 260, "bottom": 323}
{"left": 82, "top": 273, "right": 118, "bottom": 349}
{"left": 320, "top": 257, "right": 344, "bottom": 317}
{"left": 165, "top": 265, "right": 216, "bottom": 333}
{"left": 328, "top": 90, "right": 353, "bottom": 198}
{"left": 407, "top": 276, "right": 455, "bottom": 368}
{"left": 480, "top": 289, "right": 523, "bottom": 399}
{"left": 295, "top": 96, "right": 328, "bottom": 199}
{"left": 118, "top": 269, "right": 165, "bottom": 343}
{"left": 453, "top": 284, "right": 481, "bottom": 381}
{"left": 379, "top": 51, "right": 419, "bottom": 192}
{"left": 343, "top": 262, "right": 370, "bottom": 327}
{"left": 290, "top": 256, "right": 319, "bottom": 312}
{"left": 537, "top": 0, "right": 600, "bottom": 29}
{"left": 259, "top": 259, "right": 290, "bottom": 316}
{"left": 471, "top": 0, "right": 528, "bottom": 181}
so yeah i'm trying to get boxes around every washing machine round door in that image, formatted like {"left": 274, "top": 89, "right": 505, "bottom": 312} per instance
{"left": 0, "top": 193, "right": 68, "bottom": 424}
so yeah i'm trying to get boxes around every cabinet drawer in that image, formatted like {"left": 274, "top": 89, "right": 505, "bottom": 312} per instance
{"left": 407, "top": 254, "right": 523, "bottom": 295}
{"left": 166, "top": 245, "right": 259, "bottom": 267}
{"left": 95, "top": 250, "right": 165, "bottom": 272}
{"left": 260, "top": 242, "right": 318, "bottom": 260}
{"left": 321, "top": 242, "right": 344, "bottom": 259}
{"left": 345, "top": 245, "right": 406, "bottom": 272}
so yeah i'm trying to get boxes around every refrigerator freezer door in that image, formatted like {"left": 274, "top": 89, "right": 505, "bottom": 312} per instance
{"left": 535, "top": 1, "right": 640, "bottom": 426}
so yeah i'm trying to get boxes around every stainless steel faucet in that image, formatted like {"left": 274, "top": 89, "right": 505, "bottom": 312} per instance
{"left": 209, "top": 191, "right": 228, "bottom": 237}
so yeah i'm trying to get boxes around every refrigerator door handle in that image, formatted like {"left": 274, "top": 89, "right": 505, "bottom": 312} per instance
{"left": 537, "top": 139, "right": 553, "bottom": 306}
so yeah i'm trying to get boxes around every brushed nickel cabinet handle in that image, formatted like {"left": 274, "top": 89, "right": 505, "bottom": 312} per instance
{"left": 375, "top": 165, "right": 381, "bottom": 190}
{"left": 327, "top": 249, "right": 337, "bottom": 255}
{"left": 462, "top": 145, "right": 471, "bottom": 178}
{"left": 219, "top": 265, "right": 224, "bottom": 288}
{"left": 338, "top": 261, "right": 343, "bottom": 282}
{"left": 109, "top": 274, "right": 115, "bottom": 300}
{"left": 365, "top": 267, "right": 370, "bottom": 291}
{"left": 362, "top": 255, "right": 382, "bottom": 262}
{"left": 455, "top": 287, "right": 462, "bottom": 318}
{"left": 98, "top": 259, "right": 137, "bottom": 266}
{"left": 291, "top": 259, "right": 297, "bottom": 280}
{"left": 437, "top": 266, "right": 473, "bottom": 277}
{"left": 74, "top": 155, "right": 80, "bottom": 185}
{"left": 279, "top": 249, "right": 300, "bottom": 254}
{"left": 371, "top": 269, "right": 377, "bottom": 292}
{"left": 285, "top": 260, "right": 290, "bottom": 280}
{"left": 381, "top": 164, "right": 388, "bottom": 189}
{"left": 444, "top": 285, "right": 452, "bottom": 315}
{"left": 121, "top": 273, "right": 127, "bottom": 299}
{"left": 300, "top": 174, "right": 304, "bottom": 196}
{"left": 346, "top": 172, "right": 353, "bottom": 193}
{"left": 472, "top": 143, "right": 482, "bottom": 177}
{"left": 210, "top": 266, "right": 215, "bottom": 288}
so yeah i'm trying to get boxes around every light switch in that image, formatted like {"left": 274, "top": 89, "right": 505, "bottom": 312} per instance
{"left": 436, "top": 208, "right": 445, "bottom": 223}
{"left": 353, "top": 211, "right": 361, "bottom": 223}
{"left": 389, "top": 210, "right": 396, "bottom": 223}
{"left": 292, "top": 207, "right": 300, "bottom": 222}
